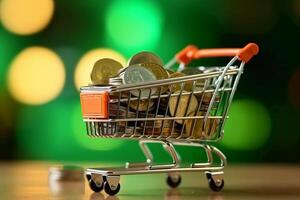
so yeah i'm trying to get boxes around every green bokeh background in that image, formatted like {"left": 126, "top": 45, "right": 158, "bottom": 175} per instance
{"left": 0, "top": 0, "right": 299, "bottom": 163}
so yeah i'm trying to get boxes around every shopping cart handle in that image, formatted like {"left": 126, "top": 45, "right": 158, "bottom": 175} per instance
{"left": 175, "top": 43, "right": 259, "bottom": 64}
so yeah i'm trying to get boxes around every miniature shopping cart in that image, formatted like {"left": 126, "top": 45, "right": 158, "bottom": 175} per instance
{"left": 80, "top": 43, "right": 259, "bottom": 195}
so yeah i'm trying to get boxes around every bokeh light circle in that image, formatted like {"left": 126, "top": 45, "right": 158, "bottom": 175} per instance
{"left": 288, "top": 69, "right": 300, "bottom": 110}
{"left": 74, "top": 48, "right": 126, "bottom": 90}
{"left": 8, "top": 46, "right": 65, "bottom": 105}
{"left": 0, "top": 0, "right": 54, "bottom": 35}
{"left": 71, "top": 102, "right": 123, "bottom": 151}
{"left": 105, "top": 0, "right": 163, "bottom": 55}
{"left": 222, "top": 99, "right": 272, "bottom": 150}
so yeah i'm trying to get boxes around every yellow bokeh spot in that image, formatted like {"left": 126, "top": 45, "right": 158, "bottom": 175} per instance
{"left": 74, "top": 48, "right": 126, "bottom": 90}
{"left": 0, "top": 0, "right": 54, "bottom": 35}
{"left": 8, "top": 47, "right": 65, "bottom": 105}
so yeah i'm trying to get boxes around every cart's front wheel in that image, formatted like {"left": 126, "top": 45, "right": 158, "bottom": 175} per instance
{"left": 104, "top": 181, "right": 121, "bottom": 196}
{"left": 166, "top": 174, "right": 181, "bottom": 188}
{"left": 88, "top": 179, "right": 104, "bottom": 192}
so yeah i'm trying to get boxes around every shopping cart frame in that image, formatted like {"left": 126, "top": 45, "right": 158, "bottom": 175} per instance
{"left": 80, "top": 43, "right": 259, "bottom": 195}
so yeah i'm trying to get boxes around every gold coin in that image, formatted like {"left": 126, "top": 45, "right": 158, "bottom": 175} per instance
{"left": 181, "top": 67, "right": 202, "bottom": 75}
{"left": 128, "top": 51, "right": 164, "bottom": 66}
{"left": 181, "top": 67, "right": 207, "bottom": 90}
{"left": 91, "top": 58, "right": 123, "bottom": 85}
{"left": 169, "top": 72, "right": 193, "bottom": 92}
{"left": 144, "top": 127, "right": 171, "bottom": 136}
{"left": 168, "top": 91, "right": 198, "bottom": 124}
{"left": 139, "top": 119, "right": 172, "bottom": 128}
{"left": 129, "top": 99, "right": 155, "bottom": 111}
{"left": 166, "top": 69, "right": 175, "bottom": 76}
{"left": 196, "top": 92, "right": 221, "bottom": 105}
{"left": 185, "top": 112, "right": 220, "bottom": 139}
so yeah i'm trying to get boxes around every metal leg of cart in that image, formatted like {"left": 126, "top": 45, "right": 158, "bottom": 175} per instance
{"left": 125, "top": 140, "right": 181, "bottom": 170}
{"left": 172, "top": 141, "right": 226, "bottom": 192}
{"left": 85, "top": 139, "right": 227, "bottom": 195}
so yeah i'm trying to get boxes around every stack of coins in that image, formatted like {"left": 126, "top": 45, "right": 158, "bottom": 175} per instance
{"left": 48, "top": 165, "right": 84, "bottom": 182}
{"left": 48, "top": 165, "right": 84, "bottom": 195}
{"left": 89, "top": 52, "right": 223, "bottom": 139}
{"left": 184, "top": 112, "right": 220, "bottom": 139}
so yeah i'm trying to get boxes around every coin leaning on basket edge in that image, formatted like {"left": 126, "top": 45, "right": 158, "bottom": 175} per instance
{"left": 128, "top": 51, "right": 164, "bottom": 66}
{"left": 91, "top": 58, "right": 123, "bottom": 85}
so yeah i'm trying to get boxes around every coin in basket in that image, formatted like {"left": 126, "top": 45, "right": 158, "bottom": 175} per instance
{"left": 48, "top": 165, "right": 84, "bottom": 182}
{"left": 166, "top": 69, "right": 175, "bottom": 76}
{"left": 122, "top": 65, "right": 157, "bottom": 97}
{"left": 196, "top": 92, "right": 221, "bottom": 105}
{"left": 137, "top": 63, "right": 168, "bottom": 80}
{"left": 110, "top": 109, "right": 136, "bottom": 118}
{"left": 91, "top": 58, "right": 124, "bottom": 85}
{"left": 181, "top": 67, "right": 203, "bottom": 75}
{"left": 137, "top": 112, "right": 156, "bottom": 119}
{"left": 184, "top": 111, "right": 220, "bottom": 139}
{"left": 128, "top": 51, "right": 164, "bottom": 66}
{"left": 169, "top": 72, "right": 193, "bottom": 92}
{"left": 117, "top": 126, "right": 136, "bottom": 135}
{"left": 138, "top": 62, "right": 169, "bottom": 93}
{"left": 168, "top": 91, "right": 198, "bottom": 124}
{"left": 176, "top": 69, "right": 206, "bottom": 91}
{"left": 158, "top": 95, "right": 171, "bottom": 111}
{"left": 110, "top": 105, "right": 136, "bottom": 117}
{"left": 129, "top": 99, "right": 155, "bottom": 111}
{"left": 109, "top": 76, "right": 123, "bottom": 86}
{"left": 144, "top": 127, "right": 171, "bottom": 136}
{"left": 139, "top": 118, "right": 172, "bottom": 129}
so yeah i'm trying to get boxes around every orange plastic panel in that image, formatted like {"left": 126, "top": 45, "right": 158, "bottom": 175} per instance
{"left": 80, "top": 92, "right": 108, "bottom": 118}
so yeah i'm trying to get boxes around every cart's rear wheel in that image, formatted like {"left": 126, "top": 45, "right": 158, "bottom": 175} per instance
{"left": 166, "top": 174, "right": 181, "bottom": 188}
{"left": 86, "top": 174, "right": 91, "bottom": 181}
{"left": 88, "top": 179, "right": 104, "bottom": 192}
{"left": 104, "top": 181, "right": 120, "bottom": 196}
{"left": 206, "top": 172, "right": 224, "bottom": 192}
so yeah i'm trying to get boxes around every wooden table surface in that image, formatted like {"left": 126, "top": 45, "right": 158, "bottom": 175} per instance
{"left": 0, "top": 162, "right": 299, "bottom": 200}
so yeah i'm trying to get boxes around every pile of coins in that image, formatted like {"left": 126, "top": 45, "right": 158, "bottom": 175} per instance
{"left": 89, "top": 52, "right": 221, "bottom": 139}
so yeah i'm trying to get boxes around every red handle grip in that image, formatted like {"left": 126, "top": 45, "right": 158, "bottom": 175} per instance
{"left": 175, "top": 43, "right": 259, "bottom": 64}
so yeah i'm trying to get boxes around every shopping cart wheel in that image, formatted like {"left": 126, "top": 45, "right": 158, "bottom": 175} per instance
{"left": 104, "top": 181, "right": 121, "bottom": 196}
{"left": 86, "top": 174, "right": 91, "bottom": 181}
{"left": 88, "top": 179, "right": 104, "bottom": 192}
{"left": 206, "top": 172, "right": 224, "bottom": 192}
{"left": 166, "top": 174, "right": 181, "bottom": 188}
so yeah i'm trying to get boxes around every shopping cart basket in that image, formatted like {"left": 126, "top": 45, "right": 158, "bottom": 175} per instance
{"left": 80, "top": 43, "right": 259, "bottom": 195}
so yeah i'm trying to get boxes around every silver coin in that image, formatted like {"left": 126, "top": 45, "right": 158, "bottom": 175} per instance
{"left": 122, "top": 65, "right": 157, "bottom": 97}
{"left": 109, "top": 77, "right": 123, "bottom": 86}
